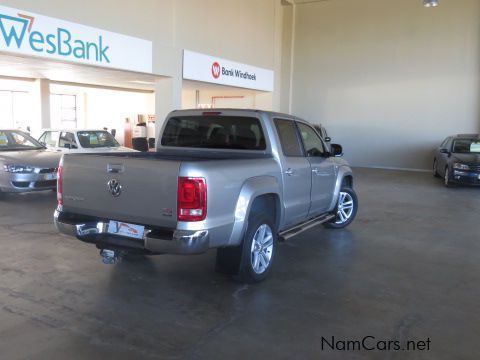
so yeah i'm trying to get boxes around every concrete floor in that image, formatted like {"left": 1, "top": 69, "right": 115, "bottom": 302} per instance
{"left": 0, "top": 168, "right": 479, "bottom": 359}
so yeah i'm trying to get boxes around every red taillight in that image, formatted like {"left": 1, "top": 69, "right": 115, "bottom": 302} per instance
{"left": 57, "top": 164, "right": 63, "bottom": 205}
{"left": 177, "top": 177, "right": 207, "bottom": 221}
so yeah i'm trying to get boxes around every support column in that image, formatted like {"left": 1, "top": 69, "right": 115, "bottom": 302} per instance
{"left": 154, "top": 76, "right": 182, "bottom": 140}
{"left": 37, "top": 78, "right": 51, "bottom": 129}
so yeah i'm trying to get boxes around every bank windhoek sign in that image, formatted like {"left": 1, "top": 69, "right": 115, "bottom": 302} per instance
{"left": 0, "top": 5, "right": 152, "bottom": 73}
{"left": 183, "top": 50, "right": 274, "bottom": 92}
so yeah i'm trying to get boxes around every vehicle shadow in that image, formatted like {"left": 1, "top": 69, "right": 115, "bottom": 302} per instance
{"left": 57, "top": 227, "right": 362, "bottom": 358}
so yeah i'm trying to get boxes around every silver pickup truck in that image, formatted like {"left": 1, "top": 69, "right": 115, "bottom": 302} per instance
{"left": 55, "top": 109, "right": 358, "bottom": 283}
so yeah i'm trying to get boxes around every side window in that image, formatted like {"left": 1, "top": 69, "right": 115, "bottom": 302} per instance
{"left": 40, "top": 131, "right": 59, "bottom": 147}
{"left": 59, "top": 132, "right": 78, "bottom": 149}
{"left": 297, "top": 123, "right": 325, "bottom": 157}
{"left": 274, "top": 119, "right": 303, "bottom": 157}
{"left": 440, "top": 137, "right": 449, "bottom": 149}
{"left": 445, "top": 138, "right": 453, "bottom": 151}
{"left": 38, "top": 133, "right": 46, "bottom": 144}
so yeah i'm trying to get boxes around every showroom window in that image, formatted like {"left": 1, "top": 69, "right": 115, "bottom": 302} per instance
{"left": 0, "top": 90, "right": 32, "bottom": 130}
{"left": 51, "top": 94, "right": 77, "bottom": 129}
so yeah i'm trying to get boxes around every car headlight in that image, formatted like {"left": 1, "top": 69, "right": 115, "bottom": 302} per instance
{"left": 453, "top": 163, "right": 470, "bottom": 171}
{"left": 3, "top": 164, "right": 35, "bottom": 173}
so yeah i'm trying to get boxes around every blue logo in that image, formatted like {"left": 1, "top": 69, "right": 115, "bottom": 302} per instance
{"left": 0, "top": 12, "right": 110, "bottom": 63}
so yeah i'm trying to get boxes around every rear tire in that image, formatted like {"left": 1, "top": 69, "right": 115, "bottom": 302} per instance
{"left": 215, "top": 213, "right": 277, "bottom": 283}
{"left": 433, "top": 159, "right": 440, "bottom": 178}
{"left": 236, "top": 213, "right": 277, "bottom": 283}
{"left": 324, "top": 187, "right": 358, "bottom": 229}
{"left": 215, "top": 212, "right": 277, "bottom": 283}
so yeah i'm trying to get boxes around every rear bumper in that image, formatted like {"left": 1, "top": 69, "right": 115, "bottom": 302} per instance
{"left": 54, "top": 210, "right": 210, "bottom": 254}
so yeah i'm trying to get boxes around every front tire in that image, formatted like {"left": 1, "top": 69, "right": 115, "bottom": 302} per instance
{"left": 324, "top": 187, "right": 358, "bottom": 229}
{"left": 444, "top": 167, "right": 453, "bottom": 187}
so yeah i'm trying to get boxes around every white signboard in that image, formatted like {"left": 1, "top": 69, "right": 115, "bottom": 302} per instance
{"left": 0, "top": 5, "right": 152, "bottom": 73}
{"left": 183, "top": 50, "right": 274, "bottom": 92}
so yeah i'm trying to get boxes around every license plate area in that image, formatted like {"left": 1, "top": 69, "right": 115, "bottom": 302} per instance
{"left": 107, "top": 221, "right": 145, "bottom": 240}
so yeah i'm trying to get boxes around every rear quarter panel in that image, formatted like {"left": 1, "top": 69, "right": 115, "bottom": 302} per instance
{"left": 177, "top": 157, "right": 282, "bottom": 247}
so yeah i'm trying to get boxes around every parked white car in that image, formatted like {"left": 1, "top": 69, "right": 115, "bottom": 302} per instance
{"left": 38, "top": 129, "right": 133, "bottom": 153}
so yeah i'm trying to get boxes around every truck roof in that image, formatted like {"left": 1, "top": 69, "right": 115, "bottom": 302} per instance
{"left": 169, "top": 108, "right": 307, "bottom": 123}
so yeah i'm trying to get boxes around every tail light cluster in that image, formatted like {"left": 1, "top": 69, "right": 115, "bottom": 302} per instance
{"left": 177, "top": 177, "right": 207, "bottom": 221}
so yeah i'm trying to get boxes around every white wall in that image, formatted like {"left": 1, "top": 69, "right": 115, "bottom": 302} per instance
{"left": 175, "top": 0, "right": 277, "bottom": 71}
{"left": 291, "top": 0, "right": 480, "bottom": 170}
{"left": 182, "top": 86, "right": 273, "bottom": 110}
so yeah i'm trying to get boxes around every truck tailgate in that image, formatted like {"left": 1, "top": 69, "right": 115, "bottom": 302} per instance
{"left": 61, "top": 154, "right": 179, "bottom": 228}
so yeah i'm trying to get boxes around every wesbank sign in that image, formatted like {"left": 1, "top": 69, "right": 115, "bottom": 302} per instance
{"left": 0, "top": 5, "right": 152, "bottom": 73}
{"left": 183, "top": 50, "right": 274, "bottom": 92}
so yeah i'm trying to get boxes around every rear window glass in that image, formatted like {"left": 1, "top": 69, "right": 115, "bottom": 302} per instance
{"left": 161, "top": 116, "right": 266, "bottom": 150}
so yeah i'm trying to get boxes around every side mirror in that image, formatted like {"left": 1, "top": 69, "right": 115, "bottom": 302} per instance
{"left": 64, "top": 143, "right": 71, "bottom": 149}
{"left": 324, "top": 136, "right": 331, "bottom": 142}
{"left": 440, "top": 148, "right": 450, "bottom": 154}
{"left": 330, "top": 144, "right": 343, "bottom": 157}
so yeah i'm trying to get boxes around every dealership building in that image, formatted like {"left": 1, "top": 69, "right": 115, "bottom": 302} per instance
{"left": 0, "top": 0, "right": 477, "bottom": 169}
{"left": 1, "top": 1, "right": 480, "bottom": 359}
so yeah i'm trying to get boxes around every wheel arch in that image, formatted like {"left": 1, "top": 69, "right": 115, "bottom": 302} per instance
{"left": 342, "top": 175, "right": 353, "bottom": 188}
{"left": 249, "top": 193, "right": 281, "bottom": 229}
{"left": 327, "top": 166, "right": 354, "bottom": 212}
{"left": 227, "top": 176, "right": 282, "bottom": 246}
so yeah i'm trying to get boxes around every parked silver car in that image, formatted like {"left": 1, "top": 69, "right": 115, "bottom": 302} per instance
{"left": 0, "top": 130, "right": 62, "bottom": 193}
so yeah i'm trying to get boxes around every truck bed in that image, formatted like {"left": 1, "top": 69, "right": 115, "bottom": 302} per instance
{"left": 69, "top": 149, "right": 272, "bottom": 161}
{"left": 60, "top": 150, "right": 275, "bottom": 230}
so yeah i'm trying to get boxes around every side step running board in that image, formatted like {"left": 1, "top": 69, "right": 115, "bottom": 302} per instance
{"left": 278, "top": 213, "right": 336, "bottom": 241}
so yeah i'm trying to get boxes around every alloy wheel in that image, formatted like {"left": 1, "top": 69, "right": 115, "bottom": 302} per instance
{"left": 250, "top": 224, "right": 274, "bottom": 274}
{"left": 335, "top": 191, "right": 355, "bottom": 224}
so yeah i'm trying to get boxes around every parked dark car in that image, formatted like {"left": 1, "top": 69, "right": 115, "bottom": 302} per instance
{"left": 433, "top": 134, "right": 480, "bottom": 186}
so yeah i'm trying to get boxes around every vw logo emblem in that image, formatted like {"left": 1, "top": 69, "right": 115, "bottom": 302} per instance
{"left": 107, "top": 179, "right": 122, "bottom": 197}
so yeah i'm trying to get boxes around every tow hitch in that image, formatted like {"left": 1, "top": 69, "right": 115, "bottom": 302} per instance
{"left": 100, "top": 249, "right": 124, "bottom": 264}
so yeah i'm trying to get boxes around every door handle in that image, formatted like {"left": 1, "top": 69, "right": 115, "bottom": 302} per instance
{"left": 285, "top": 168, "right": 294, "bottom": 176}
{"left": 312, "top": 168, "right": 320, "bottom": 175}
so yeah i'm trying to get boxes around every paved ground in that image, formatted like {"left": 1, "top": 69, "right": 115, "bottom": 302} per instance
{"left": 0, "top": 168, "right": 479, "bottom": 359}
